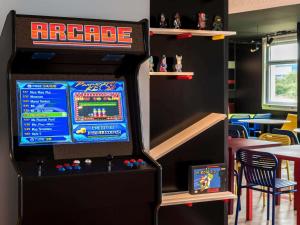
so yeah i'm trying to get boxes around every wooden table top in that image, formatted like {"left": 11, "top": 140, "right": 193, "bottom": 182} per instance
{"left": 250, "top": 145, "right": 300, "bottom": 160}
{"left": 238, "top": 119, "right": 290, "bottom": 125}
{"left": 228, "top": 138, "right": 282, "bottom": 152}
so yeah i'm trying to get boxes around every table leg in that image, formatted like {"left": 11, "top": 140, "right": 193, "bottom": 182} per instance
{"left": 246, "top": 188, "right": 253, "bottom": 220}
{"left": 294, "top": 160, "right": 300, "bottom": 225}
{"left": 294, "top": 160, "right": 300, "bottom": 211}
{"left": 276, "top": 160, "right": 282, "bottom": 205}
{"left": 228, "top": 147, "right": 234, "bottom": 215}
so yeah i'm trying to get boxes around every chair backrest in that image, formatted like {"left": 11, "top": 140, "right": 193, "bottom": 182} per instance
{"left": 253, "top": 113, "right": 272, "bottom": 119}
{"left": 272, "top": 128, "right": 300, "bottom": 145}
{"left": 281, "top": 113, "right": 297, "bottom": 131}
{"left": 259, "top": 133, "right": 291, "bottom": 145}
{"left": 229, "top": 115, "right": 250, "bottom": 131}
{"left": 236, "top": 149, "right": 278, "bottom": 188}
{"left": 228, "top": 127, "right": 241, "bottom": 138}
{"left": 228, "top": 124, "right": 249, "bottom": 139}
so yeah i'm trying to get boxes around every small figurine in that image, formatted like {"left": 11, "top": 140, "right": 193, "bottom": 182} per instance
{"left": 197, "top": 12, "right": 207, "bottom": 30}
{"left": 149, "top": 56, "right": 154, "bottom": 72}
{"left": 173, "top": 12, "right": 181, "bottom": 29}
{"left": 174, "top": 55, "right": 182, "bottom": 72}
{"left": 159, "top": 13, "right": 168, "bottom": 28}
{"left": 159, "top": 55, "right": 168, "bottom": 72}
{"left": 212, "top": 16, "right": 223, "bottom": 31}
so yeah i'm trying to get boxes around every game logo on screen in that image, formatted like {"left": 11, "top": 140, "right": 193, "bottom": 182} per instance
{"left": 189, "top": 164, "right": 226, "bottom": 195}
{"left": 69, "top": 81, "right": 129, "bottom": 143}
{"left": 17, "top": 80, "right": 129, "bottom": 146}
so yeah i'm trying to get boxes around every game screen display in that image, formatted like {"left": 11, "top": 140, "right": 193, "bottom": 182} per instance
{"left": 189, "top": 164, "right": 226, "bottom": 195}
{"left": 17, "top": 80, "right": 129, "bottom": 145}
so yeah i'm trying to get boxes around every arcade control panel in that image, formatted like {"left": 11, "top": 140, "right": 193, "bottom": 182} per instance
{"left": 17, "top": 155, "right": 154, "bottom": 177}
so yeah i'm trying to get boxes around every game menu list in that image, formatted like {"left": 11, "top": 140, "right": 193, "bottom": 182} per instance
{"left": 18, "top": 82, "right": 72, "bottom": 145}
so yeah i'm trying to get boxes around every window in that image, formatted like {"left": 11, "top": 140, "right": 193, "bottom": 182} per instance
{"left": 262, "top": 34, "right": 298, "bottom": 111}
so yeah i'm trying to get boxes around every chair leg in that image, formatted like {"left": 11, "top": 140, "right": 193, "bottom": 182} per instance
{"left": 272, "top": 193, "right": 276, "bottom": 225}
{"left": 267, "top": 188, "right": 270, "bottom": 221}
{"left": 263, "top": 187, "right": 266, "bottom": 207}
{"left": 286, "top": 161, "right": 292, "bottom": 201}
{"left": 235, "top": 187, "right": 241, "bottom": 225}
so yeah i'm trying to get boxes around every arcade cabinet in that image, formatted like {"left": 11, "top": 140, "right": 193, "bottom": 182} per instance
{"left": 0, "top": 11, "right": 161, "bottom": 225}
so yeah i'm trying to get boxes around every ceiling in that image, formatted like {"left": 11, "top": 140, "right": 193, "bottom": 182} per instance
{"left": 229, "top": 4, "right": 300, "bottom": 38}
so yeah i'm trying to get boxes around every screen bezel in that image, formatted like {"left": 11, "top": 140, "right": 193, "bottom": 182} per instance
{"left": 10, "top": 74, "right": 133, "bottom": 160}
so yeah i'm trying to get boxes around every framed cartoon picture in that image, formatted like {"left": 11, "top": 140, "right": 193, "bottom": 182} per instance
{"left": 189, "top": 164, "right": 227, "bottom": 195}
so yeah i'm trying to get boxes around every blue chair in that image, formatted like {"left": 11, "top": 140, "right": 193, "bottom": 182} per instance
{"left": 235, "top": 149, "right": 297, "bottom": 225}
{"left": 272, "top": 128, "right": 300, "bottom": 145}
{"left": 228, "top": 128, "right": 240, "bottom": 138}
{"left": 249, "top": 113, "right": 272, "bottom": 137}
{"left": 229, "top": 124, "right": 249, "bottom": 139}
{"left": 229, "top": 114, "right": 250, "bottom": 133}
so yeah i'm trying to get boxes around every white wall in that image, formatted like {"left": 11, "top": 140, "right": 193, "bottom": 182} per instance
{"left": 229, "top": 0, "right": 300, "bottom": 14}
{"left": 0, "top": 1, "right": 150, "bottom": 225}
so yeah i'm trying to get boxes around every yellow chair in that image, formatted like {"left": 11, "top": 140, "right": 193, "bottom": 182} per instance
{"left": 281, "top": 113, "right": 297, "bottom": 132}
{"left": 259, "top": 133, "right": 292, "bottom": 203}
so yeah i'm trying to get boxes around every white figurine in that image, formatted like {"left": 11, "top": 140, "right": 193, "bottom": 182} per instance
{"left": 149, "top": 56, "right": 154, "bottom": 72}
{"left": 174, "top": 55, "right": 182, "bottom": 72}
{"left": 173, "top": 13, "right": 181, "bottom": 29}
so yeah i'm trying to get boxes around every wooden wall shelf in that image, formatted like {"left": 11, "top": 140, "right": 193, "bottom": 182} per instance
{"left": 161, "top": 191, "right": 236, "bottom": 206}
{"left": 149, "top": 72, "right": 194, "bottom": 76}
{"left": 150, "top": 28, "right": 236, "bottom": 39}
{"left": 149, "top": 113, "right": 226, "bottom": 160}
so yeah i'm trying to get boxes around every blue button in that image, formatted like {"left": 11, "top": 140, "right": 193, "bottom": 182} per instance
{"left": 58, "top": 167, "right": 66, "bottom": 172}
{"left": 66, "top": 166, "right": 73, "bottom": 170}
{"left": 74, "top": 165, "right": 81, "bottom": 170}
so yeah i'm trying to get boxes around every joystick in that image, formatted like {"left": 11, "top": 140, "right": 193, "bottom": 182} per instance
{"left": 107, "top": 154, "right": 114, "bottom": 172}
{"left": 37, "top": 160, "right": 44, "bottom": 177}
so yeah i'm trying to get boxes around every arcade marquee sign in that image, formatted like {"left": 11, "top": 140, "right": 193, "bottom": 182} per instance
{"left": 30, "top": 22, "right": 133, "bottom": 49}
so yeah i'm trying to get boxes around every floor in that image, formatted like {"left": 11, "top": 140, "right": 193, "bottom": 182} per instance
{"left": 228, "top": 162, "right": 297, "bottom": 225}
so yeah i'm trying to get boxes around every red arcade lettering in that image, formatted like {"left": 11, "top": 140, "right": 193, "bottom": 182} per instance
{"left": 31, "top": 22, "right": 133, "bottom": 48}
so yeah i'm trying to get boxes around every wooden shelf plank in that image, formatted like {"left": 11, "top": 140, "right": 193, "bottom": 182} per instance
{"left": 150, "top": 28, "right": 236, "bottom": 37}
{"left": 161, "top": 191, "right": 236, "bottom": 206}
{"left": 149, "top": 72, "right": 194, "bottom": 76}
{"left": 149, "top": 113, "right": 226, "bottom": 160}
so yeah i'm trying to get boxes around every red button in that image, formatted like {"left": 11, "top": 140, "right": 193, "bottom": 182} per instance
{"left": 137, "top": 159, "right": 143, "bottom": 163}
{"left": 64, "top": 163, "right": 70, "bottom": 167}
{"left": 130, "top": 159, "right": 136, "bottom": 163}
{"left": 56, "top": 164, "right": 63, "bottom": 169}
{"left": 123, "top": 160, "right": 130, "bottom": 165}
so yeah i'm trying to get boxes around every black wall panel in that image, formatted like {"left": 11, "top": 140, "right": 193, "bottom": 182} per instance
{"left": 150, "top": 0, "right": 228, "bottom": 224}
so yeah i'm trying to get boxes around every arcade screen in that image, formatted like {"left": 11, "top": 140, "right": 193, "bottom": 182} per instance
{"left": 189, "top": 164, "right": 226, "bottom": 195}
{"left": 17, "top": 80, "right": 129, "bottom": 145}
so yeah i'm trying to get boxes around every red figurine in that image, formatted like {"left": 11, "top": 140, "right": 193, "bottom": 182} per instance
{"left": 197, "top": 12, "right": 207, "bottom": 30}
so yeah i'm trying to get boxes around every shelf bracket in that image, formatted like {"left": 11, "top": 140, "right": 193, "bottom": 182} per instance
{"left": 176, "top": 33, "right": 192, "bottom": 39}
{"left": 212, "top": 35, "right": 225, "bottom": 41}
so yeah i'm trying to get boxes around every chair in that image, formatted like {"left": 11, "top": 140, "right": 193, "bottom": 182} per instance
{"left": 272, "top": 128, "right": 299, "bottom": 145}
{"left": 249, "top": 113, "right": 272, "bottom": 137}
{"left": 281, "top": 113, "right": 297, "bottom": 131}
{"left": 259, "top": 133, "right": 292, "bottom": 202}
{"left": 235, "top": 149, "right": 297, "bottom": 225}
{"left": 228, "top": 128, "right": 241, "bottom": 138}
{"left": 229, "top": 124, "right": 249, "bottom": 139}
{"left": 229, "top": 114, "right": 250, "bottom": 133}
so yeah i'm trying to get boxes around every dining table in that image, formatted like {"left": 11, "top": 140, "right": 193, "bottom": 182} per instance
{"left": 227, "top": 137, "right": 282, "bottom": 215}
{"left": 238, "top": 119, "right": 290, "bottom": 132}
{"left": 247, "top": 145, "right": 300, "bottom": 225}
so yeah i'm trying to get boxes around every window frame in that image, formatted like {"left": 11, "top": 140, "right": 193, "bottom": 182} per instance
{"left": 262, "top": 33, "right": 298, "bottom": 112}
